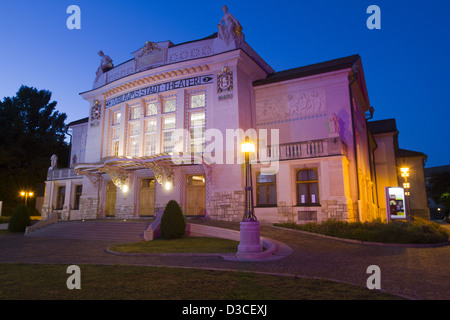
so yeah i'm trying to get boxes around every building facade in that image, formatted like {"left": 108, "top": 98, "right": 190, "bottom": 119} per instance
{"left": 41, "top": 7, "right": 429, "bottom": 224}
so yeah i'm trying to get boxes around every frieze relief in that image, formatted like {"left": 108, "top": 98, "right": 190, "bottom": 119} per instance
{"left": 168, "top": 45, "right": 213, "bottom": 63}
{"left": 256, "top": 91, "right": 326, "bottom": 124}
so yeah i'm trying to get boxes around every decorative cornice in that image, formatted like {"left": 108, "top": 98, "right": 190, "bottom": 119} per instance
{"left": 104, "top": 64, "right": 210, "bottom": 98}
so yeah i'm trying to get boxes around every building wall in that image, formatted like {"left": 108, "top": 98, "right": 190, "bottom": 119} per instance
{"left": 397, "top": 156, "right": 430, "bottom": 219}
{"left": 372, "top": 132, "right": 399, "bottom": 219}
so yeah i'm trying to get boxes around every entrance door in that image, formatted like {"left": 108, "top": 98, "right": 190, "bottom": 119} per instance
{"left": 105, "top": 181, "right": 116, "bottom": 217}
{"left": 140, "top": 178, "right": 155, "bottom": 216}
{"left": 185, "top": 175, "right": 206, "bottom": 216}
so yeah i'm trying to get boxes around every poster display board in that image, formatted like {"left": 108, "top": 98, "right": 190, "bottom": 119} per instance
{"left": 385, "top": 187, "right": 407, "bottom": 221}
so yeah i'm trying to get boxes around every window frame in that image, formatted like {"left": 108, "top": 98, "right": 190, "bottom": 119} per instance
{"left": 73, "top": 185, "right": 82, "bottom": 210}
{"left": 255, "top": 172, "right": 277, "bottom": 207}
{"left": 295, "top": 168, "right": 320, "bottom": 206}
{"left": 56, "top": 186, "right": 66, "bottom": 210}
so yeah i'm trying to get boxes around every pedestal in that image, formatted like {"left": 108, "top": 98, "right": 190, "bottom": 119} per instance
{"left": 237, "top": 221, "right": 262, "bottom": 258}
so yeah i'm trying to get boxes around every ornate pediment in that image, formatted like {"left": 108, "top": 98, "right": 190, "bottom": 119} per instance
{"left": 132, "top": 41, "right": 172, "bottom": 72}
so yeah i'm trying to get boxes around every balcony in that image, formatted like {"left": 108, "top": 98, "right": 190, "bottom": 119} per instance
{"left": 258, "top": 137, "right": 347, "bottom": 161}
{"left": 47, "top": 168, "right": 79, "bottom": 181}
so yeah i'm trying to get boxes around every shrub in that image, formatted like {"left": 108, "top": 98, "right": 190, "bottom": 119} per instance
{"left": 160, "top": 200, "right": 186, "bottom": 240}
{"left": 8, "top": 205, "right": 31, "bottom": 233}
{"left": 275, "top": 217, "right": 449, "bottom": 244}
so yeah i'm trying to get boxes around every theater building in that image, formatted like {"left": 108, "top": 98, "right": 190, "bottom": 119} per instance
{"left": 40, "top": 7, "right": 429, "bottom": 224}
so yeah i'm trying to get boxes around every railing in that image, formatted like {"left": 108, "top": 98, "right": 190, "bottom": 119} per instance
{"left": 25, "top": 211, "right": 58, "bottom": 234}
{"left": 258, "top": 138, "right": 346, "bottom": 161}
{"left": 47, "top": 168, "right": 79, "bottom": 181}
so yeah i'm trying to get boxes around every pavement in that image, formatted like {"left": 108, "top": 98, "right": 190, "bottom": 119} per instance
{"left": 0, "top": 220, "right": 449, "bottom": 300}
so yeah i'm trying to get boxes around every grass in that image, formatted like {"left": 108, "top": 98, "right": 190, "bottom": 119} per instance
{"left": 0, "top": 263, "right": 403, "bottom": 300}
{"left": 275, "top": 217, "right": 450, "bottom": 244}
{"left": 109, "top": 237, "right": 239, "bottom": 254}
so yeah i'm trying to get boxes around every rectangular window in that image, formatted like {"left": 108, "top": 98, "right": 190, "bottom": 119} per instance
{"left": 296, "top": 169, "right": 320, "bottom": 205}
{"left": 74, "top": 185, "right": 82, "bottom": 210}
{"left": 162, "top": 116, "right": 176, "bottom": 153}
{"left": 146, "top": 102, "right": 158, "bottom": 116}
{"left": 190, "top": 93, "right": 206, "bottom": 109}
{"left": 110, "top": 108, "right": 121, "bottom": 157}
{"left": 144, "top": 119, "right": 157, "bottom": 156}
{"left": 112, "top": 111, "right": 121, "bottom": 125}
{"left": 189, "top": 112, "right": 205, "bottom": 153}
{"left": 56, "top": 186, "right": 66, "bottom": 210}
{"left": 130, "top": 105, "right": 141, "bottom": 120}
{"left": 163, "top": 98, "right": 176, "bottom": 113}
{"left": 256, "top": 173, "right": 277, "bottom": 206}
{"left": 128, "top": 122, "right": 140, "bottom": 157}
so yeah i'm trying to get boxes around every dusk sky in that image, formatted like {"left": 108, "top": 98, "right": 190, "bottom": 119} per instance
{"left": 0, "top": 0, "right": 449, "bottom": 168}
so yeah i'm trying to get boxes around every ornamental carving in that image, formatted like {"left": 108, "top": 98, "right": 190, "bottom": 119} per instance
{"left": 256, "top": 91, "right": 326, "bottom": 124}
{"left": 90, "top": 100, "right": 101, "bottom": 126}
{"left": 217, "top": 66, "right": 233, "bottom": 94}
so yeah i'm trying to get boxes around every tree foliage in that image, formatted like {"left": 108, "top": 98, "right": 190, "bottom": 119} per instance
{"left": 160, "top": 200, "right": 186, "bottom": 240}
{"left": 0, "top": 85, "right": 69, "bottom": 214}
{"left": 427, "top": 171, "right": 450, "bottom": 218}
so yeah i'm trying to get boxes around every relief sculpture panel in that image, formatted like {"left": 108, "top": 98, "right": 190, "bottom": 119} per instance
{"left": 256, "top": 91, "right": 326, "bottom": 124}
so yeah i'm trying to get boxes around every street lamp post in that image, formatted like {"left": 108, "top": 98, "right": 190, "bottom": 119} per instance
{"left": 241, "top": 136, "right": 256, "bottom": 222}
{"left": 20, "top": 191, "right": 34, "bottom": 206}
{"left": 400, "top": 167, "right": 411, "bottom": 219}
{"left": 237, "top": 137, "right": 262, "bottom": 259}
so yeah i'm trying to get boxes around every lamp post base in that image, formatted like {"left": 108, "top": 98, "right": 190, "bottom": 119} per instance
{"left": 237, "top": 221, "right": 262, "bottom": 258}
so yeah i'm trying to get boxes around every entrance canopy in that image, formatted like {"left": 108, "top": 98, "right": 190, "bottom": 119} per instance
{"left": 74, "top": 153, "right": 213, "bottom": 190}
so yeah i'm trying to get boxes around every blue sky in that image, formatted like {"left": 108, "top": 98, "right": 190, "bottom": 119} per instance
{"left": 0, "top": 0, "right": 449, "bottom": 167}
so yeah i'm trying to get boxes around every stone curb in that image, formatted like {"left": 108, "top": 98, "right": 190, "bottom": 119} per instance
{"left": 105, "top": 236, "right": 292, "bottom": 262}
{"left": 271, "top": 225, "right": 450, "bottom": 248}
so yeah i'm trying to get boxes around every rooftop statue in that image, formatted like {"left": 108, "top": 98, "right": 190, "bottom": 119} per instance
{"left": 218, "top": 5, "right": 243, "bottom": 45}
{"left": 95, "top": 50, "right": 114, "bottom": 82}
{"left": 50, "top": 154, "right": 58, "bottom": 169}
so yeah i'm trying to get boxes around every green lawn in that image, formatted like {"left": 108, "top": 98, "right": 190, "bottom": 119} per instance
{"left": 109, "top": 237, "right": 239, "bottom": 254}
{"left": 0, "top": 263, "right": 403, "bottom": 300}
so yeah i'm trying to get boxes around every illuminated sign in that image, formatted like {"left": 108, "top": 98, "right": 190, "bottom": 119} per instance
{"left": 385, "top": 187, "right": 407, "bottom": 221}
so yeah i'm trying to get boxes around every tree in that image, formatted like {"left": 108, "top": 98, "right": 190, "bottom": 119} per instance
{"left": 427, "top": 171, "right": 450, "bottom": 220}
{"left": 0, "top": 85, "right": 69, "bottom": 215}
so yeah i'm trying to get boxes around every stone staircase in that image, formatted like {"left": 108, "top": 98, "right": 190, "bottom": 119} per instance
{"left": 26, "top": 220, "right": 151, "bottom": 242}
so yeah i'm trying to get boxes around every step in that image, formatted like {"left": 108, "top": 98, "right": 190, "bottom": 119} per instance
{"left": 27, "top": 221, "right": 151, "bottom": 242}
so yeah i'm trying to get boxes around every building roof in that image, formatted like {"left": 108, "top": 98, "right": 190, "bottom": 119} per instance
{"left": 67, "top": 117, "right": 89, "bottom": 127}
{"left": 253, "top": 54, "right": 361, "bottom": 87}
{"left": 368, "top": 118, "right": 398, "bottom": 135}
{"left": 424, "top": 165, "right": 450, "bottom": 175}
{"left": 396, "top": 148, "right": 427, "bottom": 158}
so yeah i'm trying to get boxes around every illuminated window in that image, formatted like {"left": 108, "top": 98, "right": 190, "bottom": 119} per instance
{"left": 112, "top": 111, "right": 121, "bottom": 125}
{"left": 256, "top": 173, "right": 277, "bottom": 206}
{"left": 130, "top": 105, "right": 141, "bottom": 120}
{"left": 187, "top": 91, "right": 206, "bottom": 154}
{"left": 296, "top": 169, "right": 319, "bottom": 205}
{"left": 163, "top": 98, "right": 176, "bottom": 113}
{"left": 190, "top": 93, "right": 205, "bottom": 109}
{"left": 162, "top": 116, "right": 176, "bottom": 153}
{"left": 189, "top": 112, "right": 205, "bottom": 153}
{"left": 128, "top": 122, "right": 140, "bottom": 157}
{"left": 111, "top": 127, "right": 120, "bottom": 156}
{"left": 144, "top": 119, "right": 157, "bottom": 156}
{"left": 146, "top": 102, "right": 158, "bottom": 116}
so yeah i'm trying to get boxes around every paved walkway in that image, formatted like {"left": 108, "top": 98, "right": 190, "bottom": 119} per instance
{"left": 0, "top": 220, "right": 449, "bottom": 300}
